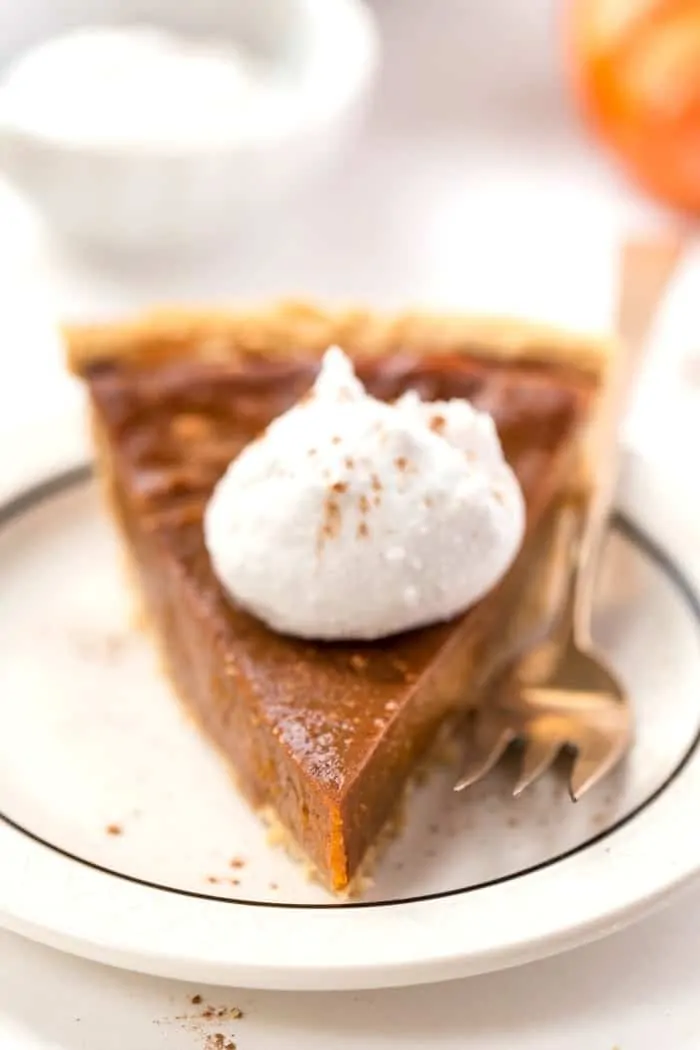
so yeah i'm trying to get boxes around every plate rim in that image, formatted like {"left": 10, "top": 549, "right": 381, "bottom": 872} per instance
{"left": 1, "top": 418, "right": 699, "bottom": 990}
{"left": 1, "top": 467, "right": 698, "bottom": 913}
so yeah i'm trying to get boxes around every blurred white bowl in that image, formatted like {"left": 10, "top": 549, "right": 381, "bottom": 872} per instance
{"left": 0, "top": 0, "right": 379, "bottom": 254}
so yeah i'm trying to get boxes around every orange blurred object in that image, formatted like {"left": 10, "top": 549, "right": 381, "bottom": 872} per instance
{"left": 570, "top": 0, "right": 700, "bottom": 212}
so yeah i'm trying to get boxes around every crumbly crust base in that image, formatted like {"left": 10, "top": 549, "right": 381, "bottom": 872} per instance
{"left": 65, "top": 300, "right": 611, "bottom": 378}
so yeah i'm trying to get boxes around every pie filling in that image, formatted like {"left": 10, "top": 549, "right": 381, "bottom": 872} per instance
{"left": 81, "top": 342, "right": 594, "bottom": 892}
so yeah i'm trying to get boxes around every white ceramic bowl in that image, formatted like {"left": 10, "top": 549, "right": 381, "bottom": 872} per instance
{"left": 0, "top": 0, "right": 379, "bottom": 254}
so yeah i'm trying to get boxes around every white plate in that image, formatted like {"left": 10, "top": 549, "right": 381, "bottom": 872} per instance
{"left": 0, "top": 419, "right": 699, "bottom": 991}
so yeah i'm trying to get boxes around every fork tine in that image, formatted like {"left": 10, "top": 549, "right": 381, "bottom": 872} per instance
{"left": 513, "top": 737, "right": 562, "bottom": 797}
{"left": 454, "top": 723, "right": 517, "bottom": 792}
{"left": 569, "top": 736, "right": 628, "bottom": 801}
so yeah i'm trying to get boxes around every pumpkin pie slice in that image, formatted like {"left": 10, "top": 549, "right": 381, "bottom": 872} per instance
{"left": 66, "top": 303, "right": 608, "bottom": 893}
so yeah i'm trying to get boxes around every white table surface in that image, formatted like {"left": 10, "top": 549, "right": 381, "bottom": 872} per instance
{"left": 0, "top": 883, "right": 699, "bottom": 1050}
{"left": 0, "top": 0, "right": 699, "bottom": 1046}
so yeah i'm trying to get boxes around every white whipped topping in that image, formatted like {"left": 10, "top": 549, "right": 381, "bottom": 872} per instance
{"left": 204, "top": 348, "right": 525, "bottom": 641}
{"left": 0, "top": 26, "right": 284, "bottom": 149}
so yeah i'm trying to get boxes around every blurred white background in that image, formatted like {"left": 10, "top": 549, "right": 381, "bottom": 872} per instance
{"left": 0, "top": 0, "right": 696, "bottom": 469}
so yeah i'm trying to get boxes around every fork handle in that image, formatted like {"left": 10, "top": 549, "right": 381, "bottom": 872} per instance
{"left": 572, "top": 237, "right": 683, "bottom": 648}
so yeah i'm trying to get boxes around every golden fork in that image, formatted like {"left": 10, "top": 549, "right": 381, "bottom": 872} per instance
{"left": 455, "top": 236, "right": 683, "bottom": 801}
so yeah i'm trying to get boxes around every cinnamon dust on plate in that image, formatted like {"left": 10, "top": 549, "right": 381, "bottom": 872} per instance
{"left": 161, "top": 997, "right": 244, "bottom": 1047}
{"left": 205, "top": 1035, "right": 236, "bottom": 1050}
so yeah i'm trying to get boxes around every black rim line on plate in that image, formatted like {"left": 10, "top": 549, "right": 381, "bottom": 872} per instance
{"left": 1, "top": 465, "right": 699, "bottom": 911}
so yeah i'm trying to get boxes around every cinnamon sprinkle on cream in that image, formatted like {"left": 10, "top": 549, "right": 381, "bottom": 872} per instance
{"left": 318, "top": 496, "right": 342, "bottom": 549}
{"left": 204, "top": 345, "right": 524, "bottom": 641}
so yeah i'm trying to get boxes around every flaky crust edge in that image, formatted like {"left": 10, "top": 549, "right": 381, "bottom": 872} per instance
{"left": 64, "top": 300, "right": 611, "bottom": 378}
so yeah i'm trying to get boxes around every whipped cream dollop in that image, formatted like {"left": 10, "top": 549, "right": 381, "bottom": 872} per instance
{"left": 204, "top": 348, "right": 525, "bottom": 641}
